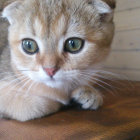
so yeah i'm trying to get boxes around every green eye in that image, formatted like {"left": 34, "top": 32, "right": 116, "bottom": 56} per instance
{"left": 22, "top": 39, "right": 39, "bottom": 55}
{"left": 64, "top": 38, "right": 84, "bottom": 54}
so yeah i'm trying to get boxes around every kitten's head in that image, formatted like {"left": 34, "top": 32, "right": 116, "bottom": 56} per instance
{"left": 2, "top": 0, "right": 115, "bottom": 90}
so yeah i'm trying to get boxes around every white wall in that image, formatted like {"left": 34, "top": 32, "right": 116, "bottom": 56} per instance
{"left": 105, "top": 0, "right": 140, "bottom": 81}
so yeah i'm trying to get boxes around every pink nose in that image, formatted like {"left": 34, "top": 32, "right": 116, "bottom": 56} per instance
{"left": 44, "top": 68, "right": 57, "bottom": 77}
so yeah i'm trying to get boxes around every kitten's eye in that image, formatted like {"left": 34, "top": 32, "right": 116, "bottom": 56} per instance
{"left": 64, "top": 38, "right": 84, "bottom": 54}
{"left": 22, "top": 39, "right": 39, "bottom": 55}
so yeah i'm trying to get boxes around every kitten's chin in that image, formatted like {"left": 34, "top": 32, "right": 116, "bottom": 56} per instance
{"left": 42, "top": 79, "right": 65, "bottom": 89}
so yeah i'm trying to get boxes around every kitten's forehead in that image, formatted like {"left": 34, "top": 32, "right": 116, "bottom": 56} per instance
{"left": 9, "top": 0, "right": 113, "bottom": 49}
{"left": 22, "top": 0, "right": 90, "bottom": 39}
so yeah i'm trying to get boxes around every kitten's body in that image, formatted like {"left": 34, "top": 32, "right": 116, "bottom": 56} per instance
{"left": 0, "top": 0, "right": 115, "bottom": 121}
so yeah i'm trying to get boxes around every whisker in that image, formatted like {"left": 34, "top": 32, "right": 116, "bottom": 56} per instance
{"left": 80, "top": 71, "right": 118, "bottom": 89}
{"left": 18, "top": 78, "right": 32, "bottom": 92}
{"left": 0, "top": 71, "right": 14, "bottom": 74}
{"left": 96, "top": 69, "right": 127, "bottom": 79}
{"left": 18, "top": 69, "right": 38, "bottom": 72}
{"left": 6, "top": 77, "right": 29, "bottom": 95}
{"left": 0, "top": 73, "right": 24, "bottom": 82}
{"left": 95, "top": 69, "right": 134, "bottom": 89}
{"left": 74, "top": 72, "right": 116, "bottom": 95}
{"left": 85, "top": 77, "right": 115, "bottom": 95}
{"left": 0, "top": 75, "right": 26, "bottom": 91}
{"left": 25, "top": 80, "right": 35, "bottom": 95}
{"left": 81, "top": 69, "right": 131, "bottom": 87}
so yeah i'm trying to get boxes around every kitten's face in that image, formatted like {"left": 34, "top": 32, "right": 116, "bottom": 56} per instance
{"left": 3, "top": 0, "right": 115, "bottom": 89}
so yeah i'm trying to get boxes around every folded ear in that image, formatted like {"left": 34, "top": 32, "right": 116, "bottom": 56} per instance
{"left": 102, "top": 0, "right": 116, "bottom": 9}
{"left": 89, "top": 0, "right": 116, "bottom": 21}
{"left": 94, "top": 0, "right": 112, "bottom": 14}
{"left": 2, "top": 0, "right": 22, "bottom": 24}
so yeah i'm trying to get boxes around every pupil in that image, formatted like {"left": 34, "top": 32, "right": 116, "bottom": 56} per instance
{"left": 26, "top": 41, "right": 32, "bottom": 49}
{"left": 69, "top": 40, "right": 75, "bottom": 48}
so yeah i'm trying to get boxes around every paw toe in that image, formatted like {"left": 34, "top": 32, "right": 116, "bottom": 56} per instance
{"left": 72, "top": 88, "right": 103, "bottom": 110}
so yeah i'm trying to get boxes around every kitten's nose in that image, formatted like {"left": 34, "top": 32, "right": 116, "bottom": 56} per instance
{"left": 44, "top": 67, "right": 57, "bottom": 77}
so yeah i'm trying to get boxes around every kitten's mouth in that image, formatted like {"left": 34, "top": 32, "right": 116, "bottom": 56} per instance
{"left": 43, "top": 77, "right": 55, "bottom": 82}
{"left": 43, "top": 76, "right": 60, "bottom": 84}
{"left": 42, "top": 78, "right": 63, "bottom": 88}
{"left": 48, "top": 78, "right": 56, "bottom": 82}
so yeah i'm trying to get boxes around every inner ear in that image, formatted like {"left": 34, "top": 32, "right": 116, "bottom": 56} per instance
{"left": 2, "top": 1, "right": 22, "bottom": 24}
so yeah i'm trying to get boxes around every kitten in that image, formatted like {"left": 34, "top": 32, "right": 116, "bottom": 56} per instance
{"left": 0, "top": 0, "right": 115, "bottom": 121}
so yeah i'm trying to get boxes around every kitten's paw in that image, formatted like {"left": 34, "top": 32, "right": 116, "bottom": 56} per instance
{"left": 71, "top": 87, "right": 103, "bottom": 110}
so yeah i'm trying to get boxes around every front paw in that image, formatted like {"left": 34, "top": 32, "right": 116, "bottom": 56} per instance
{"left": 71, "top": 87, "right": 103, "bottom": 110}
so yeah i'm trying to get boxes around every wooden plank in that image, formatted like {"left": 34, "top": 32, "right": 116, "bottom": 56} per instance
{"left": 111, "top": 29, "right": 140, "bottom": 50}
{"left": 116, "top": 0, "right": 140, "bottom": 12}
{"left": 119, "top": 70, "right": 140, "bottom": 81}
{"left": 105, "top": 52, "right": 140, "bottom": 69}
{"left": 114, "top": 8, "right": 140, "bottom": 31}
{"left": 103, "top": 68, "right": 140, "bottom": 81}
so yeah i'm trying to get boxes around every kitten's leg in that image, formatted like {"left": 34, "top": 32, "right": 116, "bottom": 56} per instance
{"left": 0, "top": 82, "right": 61, "bottom": 121}
{"left": 71, "top": 87, "right": 103, "bottom": 110}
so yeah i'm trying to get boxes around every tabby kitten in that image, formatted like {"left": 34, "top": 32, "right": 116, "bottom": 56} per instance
{"left": 0, "top": 0, "right": 115, "bottom": 121}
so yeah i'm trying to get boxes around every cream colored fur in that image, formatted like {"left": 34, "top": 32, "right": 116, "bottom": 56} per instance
{"left": 0, "top": 0, "right": 115, "bottom": 121}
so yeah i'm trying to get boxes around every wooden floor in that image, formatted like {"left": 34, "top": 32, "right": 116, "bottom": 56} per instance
{"left": 0, "top": 81, "right": 140, "bottom": 140}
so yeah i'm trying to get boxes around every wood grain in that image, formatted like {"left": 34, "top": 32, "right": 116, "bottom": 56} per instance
{"left": 105, "top": 52, "right": 140, "bottom": 69}
{"left": 116, "top": 0, "right": 140, "bottom": 12}
{"left": 114, "top": 8, "right": 140, "bottom": 32}
{"left": 112, "top": 29, "right": 140, "bottom": 50}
